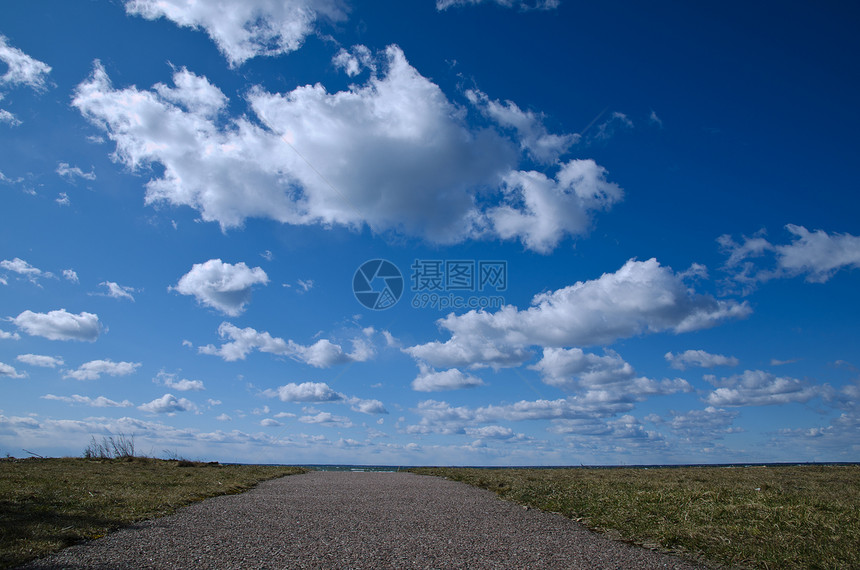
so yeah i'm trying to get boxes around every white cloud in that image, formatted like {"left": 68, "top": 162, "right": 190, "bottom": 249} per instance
{"left": 332, "top": 45, "right": 374, "bottom": 77}
{"left": 293, "top": 338, "right": 374, "bottom": 368}
{"left": 0, "top": 35, "right": 51, "bottom": 91}
{"left": 173, "top": 259, "right": 268, "bottom": 316}
{"left": 298, "top": 411, "right": 353, "bottom": 427}
{"left": 411, "top": 363, "right": 485, "bottom": 392}
{"left": 648, "top": 110, "right": 663, "bottom": 128}
{"left": 532, "top": 347, "right": 691, "bottom": 405}
{"left": 41, "top": 394, "right": 133, "bottom": 408}
{"left": 720, "top": 224, "right": 860, "bottom": 290}
{"left": 13, "top": 309, "right": 100, "bottom": 342}
{"left": 533, "top": 347, "right": 632, "bottom": 391}
{"left": 464, "top": 425, "right": 516, "bottom": 439}
{"left": 62, "top": 269, "right": 79, "bottom": 283}
{"left": 704, "top": 370, "right": 823, "bottom": 407}
{"left": 594, "top": 112, "right": 633, "bottom": 141}
{"left": 63, "top": 359, "right": 141, "bottom": 381}
{"left": 665, "top": 407, "right": 741, "bottom": 443}
{"left": 664, "top": 349, "right": 739, "bottom": 370}
{"left": 56, "top": 162, "right": 96, "bottom": 182}
{"left": 405, "top": 258, "right": 750, "bottom": 369}
{"left": 138, "top": 393, "right": 198, "bottom": 414}
{"left": 155, "top": 372, "right": 205, "bottom": 391}
{"left": 260, "top": 418, "right": 282, "bottom": 427}
{"left": 0, "top": 329, "right": 21, "bottom": 340}
{"left": 466, "top": 89, "right": 578, "bottom": 164}
{"left": 263, "top": 381, "right": 343, "bottom": 403}
{"left": 776, "top": 225, "right": 860, "bottom": 282}
{"left": 347, "top": 397, "right": 388, "bottom": 415}
{"left": 56, "top": 192, "right": 70, "bottom": 206}
{"left": 216, "top": 413, "right": 232, "bottom": 421}
{"left": 487, "top": 160, "right": 623, "bottom": 253}
{"left": 1, "top": 257, "right": 53, "bottom": 283}
{"left": 16, "top": 354, "right": 64, "bottom": 368}
{"left": 200, "top": 322, "right": 373, "bottom": 367}
{"left": 0, "top": 108, "right": 21, "bottom": 126}
{"left": 436, "top": 0, "right": 560, "bottom": 10}
{"left": 73, "top": 52, "right": 525, "bottom": 246}
{"left": 124, "top": 0, "right": 348, "bottom": 67}
{"left": 262, "top": 382, "right": 387, "bottom": 414}
{"left": 409, "top": 396, "right": 648, "bottom": 435}
{"left": 98, "top": 281, "right": 136, "bottom": 301}
{"left": 0, "top": 361, "right": 26, "bottom": 379}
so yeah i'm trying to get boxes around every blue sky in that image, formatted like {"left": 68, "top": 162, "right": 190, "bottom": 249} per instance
{"left": 1, "top": 0, "right": 859, "bottom": 465}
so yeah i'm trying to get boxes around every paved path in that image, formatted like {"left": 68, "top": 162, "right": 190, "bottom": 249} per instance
{"left": 22, "top": 471, "right": 707, "bottom": 569}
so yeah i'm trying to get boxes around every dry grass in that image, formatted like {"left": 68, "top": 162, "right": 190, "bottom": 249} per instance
{"left": 0, "top": 457, "right": 306, "bottom": 569}
{"left": 411, "top": 465, "right": 859, "bottom": 569}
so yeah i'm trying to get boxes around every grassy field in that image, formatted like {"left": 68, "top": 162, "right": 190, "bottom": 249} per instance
{"left": 411, "top": 465, "right": 859, "bottom": 569}
{"left": 0, "top": 457, "right": 306, "bottom": 569}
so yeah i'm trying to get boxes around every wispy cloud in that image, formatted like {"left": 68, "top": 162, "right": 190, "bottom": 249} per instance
{"left": 720, "top": 224, "right": 860, "bottom": 292}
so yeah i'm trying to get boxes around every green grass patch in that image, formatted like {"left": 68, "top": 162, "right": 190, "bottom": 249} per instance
{"left": 0, "top": 457, "right": 307, "bottom": 569}
{"left": 411, "top": 465, "right": 859, "bottom": 569}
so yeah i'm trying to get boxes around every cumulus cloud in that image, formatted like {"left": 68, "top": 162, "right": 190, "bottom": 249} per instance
{"left": 63, "top": 359, "right": 141, "bottom": 381}
{"left": 0, "top": 329, "right": 21, "bottom": 340}
{"left": 16, "top": 354, "right": 64, "bottom": 368}
{"left": 199, "top": 322, "right": 373, "bottom": 367}
{"left": 125, "top": 0, "right": 348, "bottom": 67}
{"left": 436, "top": 0, "right": 559, "bottom": 10}
{"left": 72, "top": 52, "right": 538, "bottom": 247}
{"left": 664, "top": 349, "right": 739, "bottom": 370}
{"left": 487, "top": 160, "right": 623, "bottom": 253}
{"left": 704, "top": 370, "right": 823, "bottom": 407}
{"left": 173, "top": 259, "right": 268, "bottom": 316}
{"left": 347, "top": 397, "right": 387, "bottom": 415}
{"left": 405, "top": 258, "right": 750, "bottom": 369}
{"left": 12, "top": 309, "right": 100, "bottom": 342}
{"left": 42, "top": 394, "right": 133, "bottom": 408}
{"left": 138, "top": 393, "right": 198, "bottom": 414}
{"left": 532, "top": 347, "right": 691, "bottom": 410}
{"left": 155, "top": 372, "right": 205, "bottom": 391}
{"left": 263, "top": 381, "right": 343, "bottom": 403}
{"left": 63, "top": 269, "right": 79, "bottom": 283}
{"left": 720, "top": 224, "right": 860, "bottom": 291}
{"left": 0, "top": 361, "right": 26, "bottom": 379}
{"left": 466, "top": 89, "right": 578, "bottom": 164}
{"left": 332, "top": 45, "right": 374, "bottom": 77}
{"left": 411, "top": 363, "right": 485, "bottom": 392}
{"left": 0, "top": 35, "right": 52, "bottom": 91}
{"left": 72, "top": 46, "right": 629, "bottom": 253}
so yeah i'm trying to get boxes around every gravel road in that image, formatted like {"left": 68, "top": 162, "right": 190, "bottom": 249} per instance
{"left": 21, "top": 471, "right": 708, "bottom": 569}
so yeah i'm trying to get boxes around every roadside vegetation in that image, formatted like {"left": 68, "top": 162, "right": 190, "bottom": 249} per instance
{"left": 0, "top": 441, "right": 306, "bottom": 569}
{"left": 411, "top": 465, "right": 859, "bottom": 569}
